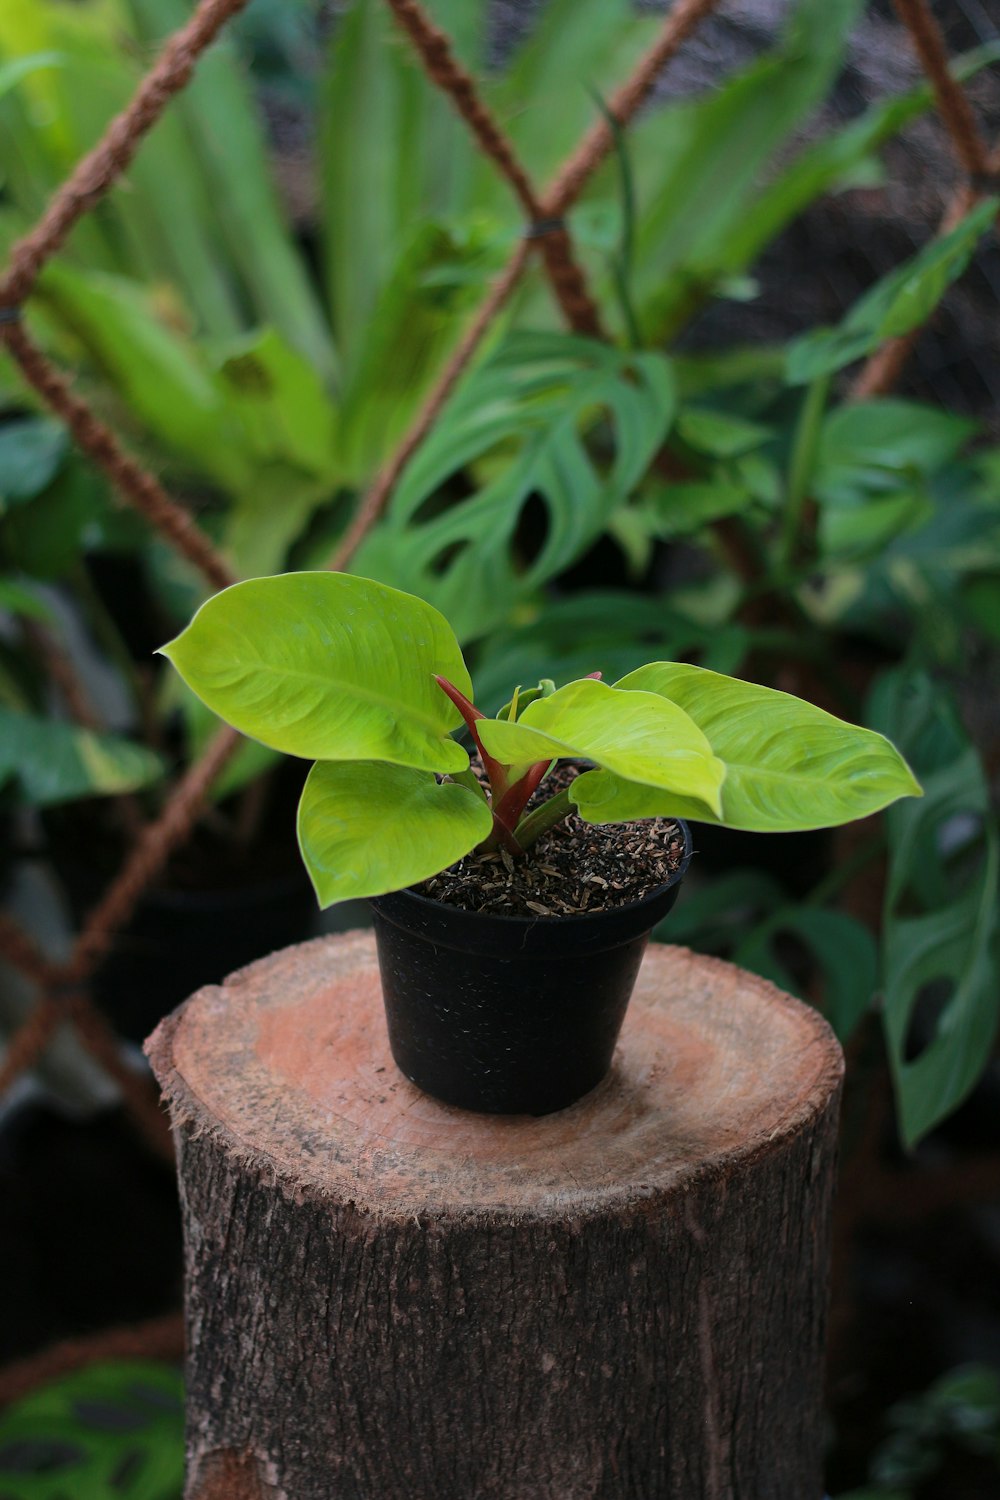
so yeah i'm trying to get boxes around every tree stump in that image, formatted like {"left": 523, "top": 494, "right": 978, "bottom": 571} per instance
{"left": 146, "top": 931, "right": 843, "bottom": 1500}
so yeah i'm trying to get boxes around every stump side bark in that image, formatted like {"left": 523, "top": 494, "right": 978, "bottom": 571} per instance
{"left": 147, "top": 932, "right": 844, "bottom": 1500}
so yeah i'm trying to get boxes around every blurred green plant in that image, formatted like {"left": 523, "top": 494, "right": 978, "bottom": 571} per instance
{"left": 0, "top": 0, "right": 998, "bottom": 1145}
{"left": 835, "top": 1363, "right": 1000, "bottom": 1499}
{"left": 0, "top": 1360, "right": 184, "bottom": 1500}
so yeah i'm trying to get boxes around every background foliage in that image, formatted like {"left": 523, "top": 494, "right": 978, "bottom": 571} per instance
{"left": 1, "top": 0, "right": 999, "bottom": 1495}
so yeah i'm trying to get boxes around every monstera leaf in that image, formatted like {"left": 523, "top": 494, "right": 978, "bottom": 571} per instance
{"left": 872, "top": 670, "right": 1000, "bottom": 1146}
{"left": 0, "top": 1360, "right": 183, "bottom": 1500}
{"left": 352, "top": 332, "right": 675, "bottom": 640}
{"left": 160, "top": 572, "right": 473, "bottom": 774}
{"left": 569, "top": 664, "right": 921, "bottom": 831}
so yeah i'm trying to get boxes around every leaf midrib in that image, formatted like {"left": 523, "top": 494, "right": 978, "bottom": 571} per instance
{"left": 226, "top": 655, "right": 453, "bottom": 737}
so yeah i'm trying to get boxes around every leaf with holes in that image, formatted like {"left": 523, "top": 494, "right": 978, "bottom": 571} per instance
{"left": 570, "top": 664, "right": 921, "bottom": 831}
{"left": 298, "top": 760, "right": 492, "bottom": 907}
{"left": 160, "top": 572, "right": 473, "bottom": 774}
{"left": 870, "top": 670, "right": 1000, "bottom": 1147}
{"left": 351, "top": 332, "right": 675, "bottom": 640}
{"left": 0, "top": 1360, "right": 183, "bottom": 1500}
{"left": 735, "top": 906, "right": 878, "bottom": 1041}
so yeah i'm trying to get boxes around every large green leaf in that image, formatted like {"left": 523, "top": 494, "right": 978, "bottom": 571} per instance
{"left": 298, "top": 759, "right": 491, "bottom": 906}
{"left": 125, "top": 0, "right": 336, "bottom": 380}
{"left": 320, "top": 0, "right": 484, "bottom": 382}
{"left": 0, "top": 706, "right": 165, "bottom": 806}
{"left": 871, "top": 670, "right": 1000, "bottom": 1147}
{"left": 711, "top": 39, "right": 1000, "bottom": 286}
{"left": 787, "top": 198, "right": 999, "bottom": 384}
{"left": 212, "top": 326, "right": 341, "bottom": 577}
{"left": 160, "top": 573, "right": 473, "bottom": 773}
{"left": 627, "top": 0, "right": 863, "bottom": 337}
{"left": 571, "top": 664, "right": 921, "bottom": 831}
{"left": 478, "top": 677, "right": 725, "bottom": 815}
{"left": 814, "top": 400, "right": 974, "bottom": 506}
{"left": 33, "top": 262, "right": 252, "bottom": 493}
{"left": 335, "top": 217, "right": 507, "bottom": 484}
{"left": 473, "top": 0, "right": 658, "bottom": 217}
{"left": 0, "top": 51, "right": 61, "bottom": 104}
{"left": 353, "top": 332, "right": 675, "bottom": 640}
{"left": 0, "top": 1360, "right": 183, "bottom": 1500}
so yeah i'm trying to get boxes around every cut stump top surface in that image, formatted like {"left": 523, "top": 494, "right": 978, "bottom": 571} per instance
{"left": 147, "top": 932, "right": 843, "bottom": 1221}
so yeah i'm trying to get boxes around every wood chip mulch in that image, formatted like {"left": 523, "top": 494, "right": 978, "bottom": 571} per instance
{"left": 415, "top": 761, "right": 685, "bottom": 918}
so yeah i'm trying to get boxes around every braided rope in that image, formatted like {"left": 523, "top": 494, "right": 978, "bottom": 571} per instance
{"left": 331, "top": 0, "right": 726, "bottom": 566}
{"left": 66, "top": 996, "right": 174, "bottom": 1162}
{"left": 0, "top": 0, "right": 252, "bottom": 311}
{"left": 1, "top": 322, "right": 236, "bottom": 592}
{"left": 850, "top": 172, "right": 995, "bottom": 399}
{"left": 892, "top": 0, "right": 993, "bottom": 179}
{"left": 61, "top": 726, "right": 242, "bottom": 984}
{"left": 0, "top": 994, "right": 69, "bottom": 1098}
{"left": 330, "top": 239, "right": 531, "bottom": 570}
{"left": 545, "top": 0, "right": 723, "bottom": 215}
{"left": 0, "top": 0, "right": 997, "bottom": 1415}
{"left": 382, "top": 0, "right": 604, "bottom": 337}
{"left": 0, "top": 915, "right": 59, "bottom": 988}
{"left": 0, "top": 1311, "right": 184, "bottom": 1410}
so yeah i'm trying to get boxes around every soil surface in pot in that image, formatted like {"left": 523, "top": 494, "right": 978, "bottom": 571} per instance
{"left": 416, "top": 761, "right": 685, "bottom": 917}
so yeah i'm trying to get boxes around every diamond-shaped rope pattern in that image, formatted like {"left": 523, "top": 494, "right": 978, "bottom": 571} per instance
{"left": 0, "top": 0, "right": 996, "bottom": 1391}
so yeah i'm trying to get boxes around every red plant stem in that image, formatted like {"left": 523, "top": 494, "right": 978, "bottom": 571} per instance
{"left": 432, "top": 675, "right": 508, "bottom": 791}
{"left": 492, "top": 759, "right": 553, "bottom": 834}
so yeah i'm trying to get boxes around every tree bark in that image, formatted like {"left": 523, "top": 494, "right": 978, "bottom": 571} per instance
{"left": 146, "top": 932, "right": 843, "bottom": 1500}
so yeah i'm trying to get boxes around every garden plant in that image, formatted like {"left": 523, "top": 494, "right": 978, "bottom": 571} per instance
{"left": 0, "top": 0, "right": 998, "bottom": 1494}
{"left": 162, "top": 570, "right": 921, "bottom": 906}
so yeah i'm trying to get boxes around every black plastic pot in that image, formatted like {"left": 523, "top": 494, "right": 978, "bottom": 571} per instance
{"left": 368, "top": 821, "right": 692, "bottom": 1115}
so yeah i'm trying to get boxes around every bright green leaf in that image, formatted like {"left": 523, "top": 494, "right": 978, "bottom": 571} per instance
{"left": 571, "top": 664, "right": 922, "bottom": 831}
{"left": 160, "top": 572, "right": 473, "bottom": 773}
{"left": 0, "top": 706, "right": 165, "bottom": 806}
{"left": 478, "top": 677, "right": 725, "bottom": 816}
{"left": 0, "top": 1359, "right": 183, "bottom": 1500}
{"left": 787, "top": 198, "right": 998, "bottom": 383}
{"left": 297, "top": 760, "right": 492, "bottom": 906}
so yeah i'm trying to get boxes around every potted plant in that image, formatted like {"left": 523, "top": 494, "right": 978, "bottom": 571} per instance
{"left": 160, "top": 571, "right": 921, "bottom": 1115}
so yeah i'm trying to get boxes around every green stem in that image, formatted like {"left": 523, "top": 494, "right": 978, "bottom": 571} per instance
{"left": 779, "top": 372, "right": 830, "bottom": 575}
{"left": 514, "top": 786, "right": 574, "bottom": 851}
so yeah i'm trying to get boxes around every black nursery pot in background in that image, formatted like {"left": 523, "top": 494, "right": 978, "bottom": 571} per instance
{"left": 369, "top": 821, "right": 692, "bottom": 1116}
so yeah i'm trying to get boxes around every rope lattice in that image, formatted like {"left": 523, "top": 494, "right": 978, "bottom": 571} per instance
{"left": 0, "top": 0, "right": 997, "bottom": 1399}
